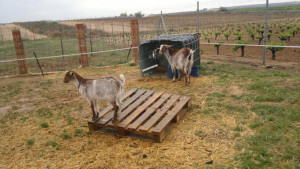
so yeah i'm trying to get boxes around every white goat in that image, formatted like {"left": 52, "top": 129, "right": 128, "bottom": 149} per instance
{"left": 159, "top": 44, "right": 194, "bottom": 84}
{"left": 63, "top": 71, "right": 125, "bottom": 123}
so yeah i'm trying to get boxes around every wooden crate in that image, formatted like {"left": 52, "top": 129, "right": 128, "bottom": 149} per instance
{"left": 88, "top": 88, "right": 190, "bottom": 142}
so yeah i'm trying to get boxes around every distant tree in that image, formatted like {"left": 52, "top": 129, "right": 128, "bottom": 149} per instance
{"left": 219, "top": 6, "right": 228, "bottom": 12}
{"left": 129, "top": 13, "right": 134, "bottom": 17}
{"left": 214, "top": 41, "right": 224, "bottom": 55}
{"left": 120, "top": 12, "right": 127, "bottom": 17}
{"left": 267, "top": 42, "right": 285, "bottom": 60}
{"left": 232, "top": 40, "right": 249, "bottom": 57}
{"left": 134, "top": 11, "right": 144, "bottom": 18}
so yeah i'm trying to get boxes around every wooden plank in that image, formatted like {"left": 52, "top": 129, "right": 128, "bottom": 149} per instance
{"left": 96, "top": 88, "right": 138, "bottom": 119}
{"left": 106, "top": 90, "right": 154, "bottom": 126}
{"left": 152, "top": 120, "right": 175, "bottom": 142}
{"left": 118, "top": 92, "right": 163, "bottom": 128}
{"left": 97, "top": 89, "right": 147, "bottom": 125}
{"left": 174, "top": 101, "right": 189, "bottom": 122}
{"left": 126, "top": 93, "right": 171, "bottom": 130}
{"left": 150, "top": 96, "right": 190, "bottom": 133}
{"left": 138, "top": 95, "right": 180, "bottom": 131}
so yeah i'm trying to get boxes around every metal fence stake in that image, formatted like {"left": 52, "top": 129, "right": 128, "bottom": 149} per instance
{"left": 263, "top": 0, "right": 269, "bottom": 65}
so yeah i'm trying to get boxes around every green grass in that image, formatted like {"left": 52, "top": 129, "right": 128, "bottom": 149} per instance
{"left": 36, "top": 107, "right": 53, "bottom": 118}
{"left": 0, "top": 81, "right": 23, "bottom": 102}
{"left": 74, "top": 129, "right": 84, "bottom": 137}
{"left": 60, "top": 129, "right": 72, "bottom": 139}
{"left": 26, "top": 138, "right": 35, "bottom": 146}
{"left": 199, "top": 62, "right": 300, "bottom": 168}
{"left": 40, "top": 122, "right": 49, "bottom": 128}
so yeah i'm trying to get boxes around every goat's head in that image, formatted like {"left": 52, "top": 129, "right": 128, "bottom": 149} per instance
{"left": 159, "top": 45, "right": 166, "bottom": 56}
{"left": 159, "top": 44, "right": 173, "bottom": 56}
{"left": 64, "top": 71, "right": 75, "bottom": 83}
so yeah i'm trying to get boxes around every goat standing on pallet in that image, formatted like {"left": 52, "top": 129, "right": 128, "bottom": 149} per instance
{"left": 63, "top": 71, "right": 125, "bottom": 123}
{"left": 159, "top": 44, "right": 194, "bottom": 84}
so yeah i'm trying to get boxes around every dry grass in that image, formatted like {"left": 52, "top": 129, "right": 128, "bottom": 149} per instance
{"left": 0, "top": 64, "right": 239, "bottom": 168}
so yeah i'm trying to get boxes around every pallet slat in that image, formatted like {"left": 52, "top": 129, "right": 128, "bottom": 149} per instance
{"left": 150, "top": 96, "right": 190, "bottom": 133}
{"left": 97, "top": 89, "right": 146, "bottom": 125}
{"left": 138, "top": 95, "right": 180, "bottom": 131}
{"left": 126, "top": 93, "right": 172, "bottom": 130}
{"left": 118, "top": 92, "right": 163, "bottom": 128}
{"left": 106, "top": 90, "right": 154, "bottom": 126}
{"left": 96, "top": 88, "right": 138, "bottom": 119}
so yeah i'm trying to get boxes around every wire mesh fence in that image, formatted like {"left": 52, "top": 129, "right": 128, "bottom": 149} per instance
{"left": 0, "top": 0, "right": 299, "bottom": 78}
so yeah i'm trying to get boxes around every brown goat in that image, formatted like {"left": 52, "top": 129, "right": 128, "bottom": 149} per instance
{"left": 159, "top": 44, "right": 194, "bottom": 84}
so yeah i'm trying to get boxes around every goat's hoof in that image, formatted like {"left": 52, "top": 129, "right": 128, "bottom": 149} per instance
{"left": 112, "top": 118, "right": 117, "bottom": 123}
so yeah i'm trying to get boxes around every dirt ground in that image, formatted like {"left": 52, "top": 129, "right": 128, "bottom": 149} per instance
{"left": 0, "top": 63, "right": 242, "bottom": 168}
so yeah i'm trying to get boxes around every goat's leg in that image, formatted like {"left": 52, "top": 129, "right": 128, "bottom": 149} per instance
{"left": 89, "top": 100, "right": 97, "bottom": 121}
{"left": 94, "top": 100, "right": 99, "bottom": 117}
{"left": 178, "top": 71, "right": 181, "bottom": 81}
{"left": 171, "top": 67, "right": 176, "bottom": 82}
{"left": 111, "top": 101, "right": 119, "bottom": 124}
{"left": 185, "top": 73, "right": 190, "bottom": 85}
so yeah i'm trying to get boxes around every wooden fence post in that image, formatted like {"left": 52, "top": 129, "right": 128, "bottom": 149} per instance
{"left": 12, "top": 29, "right": 28, "bottom": 74}
{"left": 130, "top": 19, "right": 139, "bottom": 63}
{"left": 76, "top": 24, "right": 89, "bottom": 67}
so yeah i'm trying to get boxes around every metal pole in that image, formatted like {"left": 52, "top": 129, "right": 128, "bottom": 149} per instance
{"left": 33, "top": 52, "right": 44, "bottom": 77}
{"left": 197, "top": 1, "right": 200, "bottom": 33}
{"left": 160, "top": 11, "right": 168, "bottom": 35}
{"left": 157, "top": 15, "right": 161, "bottom": 36}
{"left": 263, "top": 0, "right": 269, "bottom": 65}
{"left": 160, "top": 11, "right": 163, "bottom": 34}
{"left": 122, "top": 21, "right": 125, "bottom": 47}
{"left": 89, "top": 22, "right": 93, "bottom": 56}
{"left": 60, "top": 38, "right": 64, "bottom": 59}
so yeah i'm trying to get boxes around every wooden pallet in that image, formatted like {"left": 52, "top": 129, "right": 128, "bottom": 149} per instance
{"left": 87, "top": 88, "right": 190, "bottom": 142}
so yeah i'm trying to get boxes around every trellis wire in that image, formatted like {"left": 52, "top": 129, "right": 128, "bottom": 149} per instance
{"left": 0, "top": 47, "right": 137, "bottom": 63}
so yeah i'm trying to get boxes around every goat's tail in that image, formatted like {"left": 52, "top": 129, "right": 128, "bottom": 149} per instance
{"left": 119, "top": 74, "right": 126, "bottom": 86}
